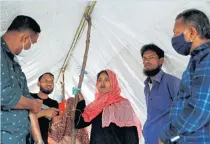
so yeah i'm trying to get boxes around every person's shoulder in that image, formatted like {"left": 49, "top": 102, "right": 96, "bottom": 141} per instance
{"left": 30, "top": 93, "right": 39, "bottom": 99}
{"left": 119, "top": 99, "right": 133, "bottom": 108}
{"left": 47, "top": 97, "right": 58, "bottom": 103}
{"left": 164, "top": 72, "right": 180, "bottom": 82}
{"left": 48, "top": 98, "right": 59, "bottom": 107}
{"left": 199, "top": 48, "right": 210, "bottom": 62}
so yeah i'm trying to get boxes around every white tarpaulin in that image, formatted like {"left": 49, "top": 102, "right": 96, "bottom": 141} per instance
{"left": 1, "top": 0, "right": 210, "bottom": 143}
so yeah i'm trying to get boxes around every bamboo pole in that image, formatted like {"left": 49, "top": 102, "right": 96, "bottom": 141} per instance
{"left": 71, "top": 14, "right": 92, "bottom": 144}
{"left": 55, "top": 1, "right": 96, "bottom": 143}
{"left": 55, "top": 1, "right": 96, "bottom": 84}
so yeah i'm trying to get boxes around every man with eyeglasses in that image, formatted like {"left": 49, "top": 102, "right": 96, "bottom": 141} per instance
{"left": 140, "top": 44, "right": 180, "bottom": 144}
{"left": 27, "top": 72, "right": 59, "bottom": 144}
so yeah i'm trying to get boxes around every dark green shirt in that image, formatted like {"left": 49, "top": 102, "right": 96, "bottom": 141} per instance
{"left": 1, "top": 37, "right": 33, "bottom": 144}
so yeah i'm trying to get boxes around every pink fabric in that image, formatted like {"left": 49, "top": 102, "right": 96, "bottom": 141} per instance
{"left": 82, "top": 69, "right": 142, "bottom": 138}
{"left": 102, "top": 99, "right": 142, "bottom": 138}
{"left": 49, "top": 97, "right": 89, "bottom": 144}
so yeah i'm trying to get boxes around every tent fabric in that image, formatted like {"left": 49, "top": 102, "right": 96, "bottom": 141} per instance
{"left": 1, "top": 0, "right": 210, "bottom": 143}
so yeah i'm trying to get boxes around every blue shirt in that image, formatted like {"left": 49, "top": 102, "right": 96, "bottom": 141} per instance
{"left": 160, "top": 42, "right": 210, "bottom": 143}
{"left": 1, "top": 37, "right": 33, "bottom": 144}
{"left": 143, "top": 70, "right": 180, "bottom": 144}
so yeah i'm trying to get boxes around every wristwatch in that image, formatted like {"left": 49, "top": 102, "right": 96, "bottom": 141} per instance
{"left": 170, "top": 135, "right": 180, "bottom": 142}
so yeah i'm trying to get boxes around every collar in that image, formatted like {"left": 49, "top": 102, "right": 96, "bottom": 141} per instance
{"left": 144, "top": 69, "right": 164, "bottom": 85}
{"left": 1, "top": 37, "right": 15, "bottom": 60}
{"left": 191, "top": 42, "right": 210, "bottom": 57}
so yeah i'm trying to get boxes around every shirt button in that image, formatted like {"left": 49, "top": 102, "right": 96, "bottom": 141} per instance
{"left": 151, "top": 98, "right": 152, "bottom": 100}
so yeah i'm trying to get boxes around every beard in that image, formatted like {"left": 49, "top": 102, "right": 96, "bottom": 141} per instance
{"left": 40, "top": 87, "right": 53, "bottom": 95}
{"left": 143, "top": 65, "right": 161, "bottom": 77}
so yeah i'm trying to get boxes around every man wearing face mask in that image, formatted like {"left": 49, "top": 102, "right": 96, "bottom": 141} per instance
{"left": 27, "top": 72, "right": 59, "bottom": 144}
{"left": 140, "top": 44, "right": 180, "bottom": 144}
{"left": 159, "top": 9, "right": 210, "bottom": 144}
{"left": 1, "top": 15, "right": 43, "bottom": 143}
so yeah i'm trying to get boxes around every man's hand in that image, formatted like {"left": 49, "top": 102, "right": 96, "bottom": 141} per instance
{"left": 158, "top": 138, "right": 164, "bottom": 144}
{"left": 30, "top": 99, "right": 43, "bottom": 113}
{"left": 43, "top": 108, "right": 59, "bottom": 118}
{"left": 14, "top": 96, "right": 42, "bottom": 112}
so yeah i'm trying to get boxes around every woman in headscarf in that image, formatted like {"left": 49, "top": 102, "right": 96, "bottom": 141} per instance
{"left": 75, "top": 69, "right": 142, "bottom": 144}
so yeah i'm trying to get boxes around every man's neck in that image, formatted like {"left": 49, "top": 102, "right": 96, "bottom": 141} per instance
{"left": 191, "top": 39, "right": 210, "bottom": 52}
{"left": 2, "top": 32, "right": 19, "bottom": 54}
{"left": 37, "top": 92, "right": 49, "bottom": 100}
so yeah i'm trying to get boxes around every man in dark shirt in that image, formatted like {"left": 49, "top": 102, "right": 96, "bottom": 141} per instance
{"left": 1, "top": 15, "right": 42, "bottom": 144}
{"left": 27, "top": 72, "right": 59, "bottom": 144}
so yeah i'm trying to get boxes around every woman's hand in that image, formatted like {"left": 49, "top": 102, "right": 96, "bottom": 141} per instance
{"left": 77, "top": 92, "right": 84, "bottom": 101}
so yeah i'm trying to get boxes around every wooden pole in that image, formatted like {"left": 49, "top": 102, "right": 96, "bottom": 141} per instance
{"left": 71, "top": 15, "right": 92, "bottom": 144}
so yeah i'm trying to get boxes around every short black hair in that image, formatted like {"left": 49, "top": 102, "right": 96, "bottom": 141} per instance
{"left": 97, "top": 70, "right": 108, "bottom": 80}
{"left": 140, "top": 44, "right": 164, "bottom": 58}
{"left": 38, "top": 72, "right": 54, "bottom": 82}
{"left": 176, "top": 9, "right": 210, "bottom": 39}
{"left": 7, "top": 15, "right": 41, "bottom": 33}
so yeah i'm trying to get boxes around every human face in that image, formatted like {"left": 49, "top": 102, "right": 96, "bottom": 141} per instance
{"left": 172, "top": 18, "right": 198, "bottom": 55}
{"left": 142, "top": 50, "right": 163, "bottom": 71}
{"left": 173, "top": 18, "right": 196, "bottom": 41}
{"left": 38, "top": 74, "right": 54, "bottom": 94}
{"left": 16, "top": 32, "right": 39, "bottom": 55}
{"left": 96, "top": 72, "right": 111, "bottom": 94}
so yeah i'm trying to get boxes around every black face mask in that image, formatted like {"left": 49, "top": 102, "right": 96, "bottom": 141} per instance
{"left": 40, "top": 87, "right": 53, "bottom": 95}
{"left": 143, "top": 65, "right": 161, "bottom": 77}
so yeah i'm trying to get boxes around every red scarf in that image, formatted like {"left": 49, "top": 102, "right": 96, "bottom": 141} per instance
{"left": 82, "top": 69, "right": 125, "bottom": 122}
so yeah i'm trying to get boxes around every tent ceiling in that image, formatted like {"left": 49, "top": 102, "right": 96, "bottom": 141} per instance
{"left": 1, "top": 1, "right": 210, "bottom": 137}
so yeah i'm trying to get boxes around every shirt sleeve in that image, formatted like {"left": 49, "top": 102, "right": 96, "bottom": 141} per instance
{"left": 168, "top": 76, "right": 180, "bottom": 100}
{"left": 1, "top": 50, "right": 22, "bottom": 110}
{"left": 55, "top": 101, "right": 59, "bottom": 109}
{"left": 160, "top": 53, "right": 210, "bottom": 142}
{"left": 15, "top": 61, "right": 33, "bottom": 99}
{"left": 75, "top": 100, "right": 92, "bottom": 129}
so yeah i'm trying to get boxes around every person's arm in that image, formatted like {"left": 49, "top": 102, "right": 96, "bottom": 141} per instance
{"left": 13, "top": 96, "right": 39, "bottom": 110}
{"left": 168, "top": 76, "right": 180, "bottom": 100}
{"left": 75, "top": 100, "right": 92, "bottom": 129}
{"left": 160, "top": 54, "right": 210, "bottom": 142}
{"left": 1, "top": 51, "right": 42, "bottom": 113}
{"left": 36, "top": 108, "right": 59, "bottom": 118}
{"left": 36, "top": 110, "right": 46, "bottom": 118}
{"left": 29, "top": 112, "right": 44, "bottom": 144}
{"left": 1, "top": 52, "right": 30, "bottom": 110}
